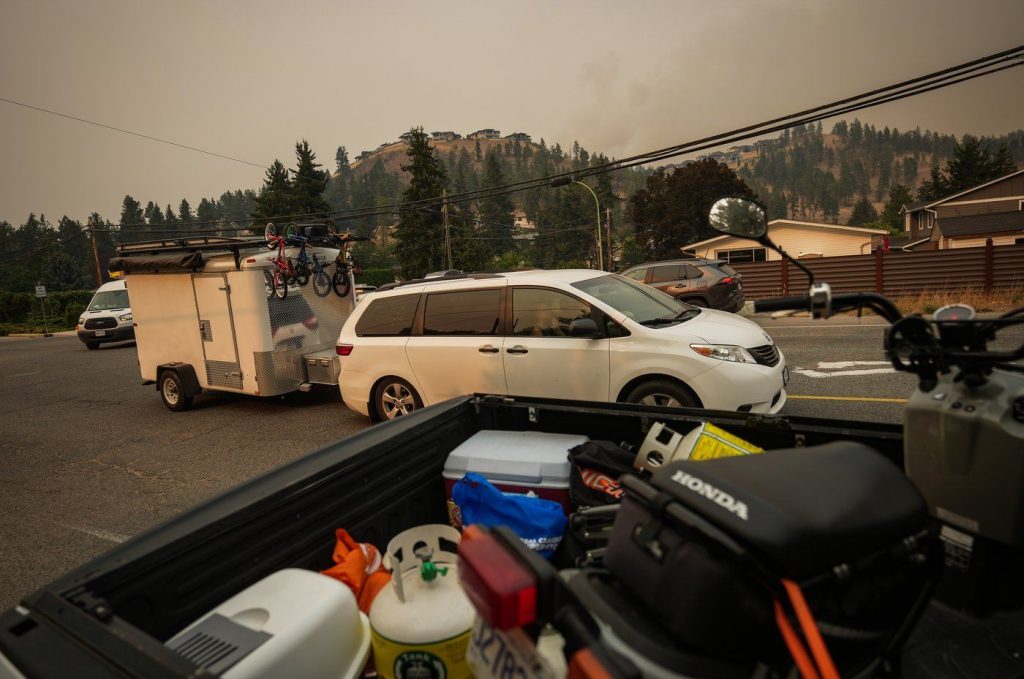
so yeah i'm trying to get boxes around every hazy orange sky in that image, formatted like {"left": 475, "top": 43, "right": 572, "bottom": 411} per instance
{"left": 1, "top": 0, "right": 1022, "bottom": 224}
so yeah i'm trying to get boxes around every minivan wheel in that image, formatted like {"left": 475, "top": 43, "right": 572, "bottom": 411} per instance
{"left": 625, "top": 380, "right": 699, "bottom": 409}
{"left": 159, "top": 371, "right": 193, "bottom": 412}
{"left": 374, "top": 378, "right": 422, "bottom": 421}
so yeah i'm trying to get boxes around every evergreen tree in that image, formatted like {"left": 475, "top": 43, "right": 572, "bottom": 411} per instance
{"left": 848, "top": 195, "right": 878, "bottom": 226}
{"left": 119, "top": 196, "right": 145, "bottom": 243}
{"left": 196, "top": 197, "right": 219, "bottom": 225}
{"left": 919, "top": 135, "right": 1020, "bottom": 201}
{"left": 291, "top": 140, "right": 331, "bottom": 216}
{"left": 880, "top": 184, "right": 913, "bottom": 234}
{"left": 144, "top": 201, "right": 165, "bottom": 225}
{"left": 394, "top": 128, "right": 448, "bottom": 277}
{"left": 178, "top": 199, "right": 194, "bottom": 225}
{"left": 44, "top": 251, "right": 84, "bottom": 291}
{"left": 325, "top": 146, "right": 353, "bottom": 213}
{"left": 251, "top": 160, "right": 297, "bottom": 222}
{"left": 164, "top": 204, "right": 179, "bottom": 225}
{"left": 477, "top": 150, "right": 516, "bottom": 258}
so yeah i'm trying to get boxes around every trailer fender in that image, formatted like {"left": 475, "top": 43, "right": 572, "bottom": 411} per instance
{"left": 156, "top": 363, "right": 202, "bottom": 397}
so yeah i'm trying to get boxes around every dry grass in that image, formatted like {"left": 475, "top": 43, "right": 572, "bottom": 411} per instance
{"left": 888, "top": 286, "right": 1024, "bottom": 315}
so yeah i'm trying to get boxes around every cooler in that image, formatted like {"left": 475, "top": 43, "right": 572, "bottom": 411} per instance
{"left": 443, "top": 430, "right": 585, "bottom": 524}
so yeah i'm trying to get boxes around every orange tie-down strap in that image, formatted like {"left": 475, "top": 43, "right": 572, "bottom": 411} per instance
{"left": 773, "top": 578, "right": 840, "bottom": 679}
{"left": 320, "top": 528, "right": 392, "bottom": 613}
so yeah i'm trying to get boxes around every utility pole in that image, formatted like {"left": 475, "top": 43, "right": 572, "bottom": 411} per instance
{"left": 87, "top": 217, "right": 103, "bottom": 287}
{"left": 442, "top": 189, "right": 453, "bottom": 270}
{"left": 606, "top": 208, "right": 613, "bottom": 272}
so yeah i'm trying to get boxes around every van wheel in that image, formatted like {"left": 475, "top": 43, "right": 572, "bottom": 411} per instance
{"left": 374, "top": 378, "right": 421, "bottom": 421}
{"left": 625, "top": 380, "right": 699, "bottom": 409}
{"left": 85, "top": 342, "right": 99, "bottom": 350}
{"left": 160, "top": 371, "right": 193, "bottom": 412}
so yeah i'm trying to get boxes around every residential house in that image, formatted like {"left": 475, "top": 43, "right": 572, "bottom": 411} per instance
{"left": 356, "top": 151, "right": 372, "bottom": 161}
{"left": 399, "top": 132, "right": 416, "bottom": 143}
{"left": 504, "top": 132, "right": 531, "bottom": 143}
{"left": 512, "top": 209, "right": 536, "bottom": 240}
{"left": 900, "top": 168, "right": 1024, "bottom": 248}
{"left": 431, "top": 131, "right": 461, "bottom": 142}
{"left": 468, "top": 129, "right": 501, "bottom": 140}
{"left": 683, "top": 219, "right": 887, "bottom": 263}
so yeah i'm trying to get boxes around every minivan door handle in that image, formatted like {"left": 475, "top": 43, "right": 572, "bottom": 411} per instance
{"left": 506, "top": 345, "right": 529, "bottom": 354}
{"left": 478, "top": 344, "right": 499, "bottom": 353}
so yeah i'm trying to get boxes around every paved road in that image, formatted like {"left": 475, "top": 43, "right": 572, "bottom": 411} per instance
{"left": 1, "top": 318, "right": 1020, "bottom": 611}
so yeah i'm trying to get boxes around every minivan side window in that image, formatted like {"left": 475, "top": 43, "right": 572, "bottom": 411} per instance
{"left": 423, "top": 289, "right": 500, "bottom": 335}
{"left": 512, "top": 288, "right": 591, "bottom": 337}
{"left": 355, "top": 294, "right": 420, "bottom": 336}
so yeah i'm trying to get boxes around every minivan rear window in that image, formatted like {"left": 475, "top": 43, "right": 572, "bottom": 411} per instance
{"left": 355, "top": 294, "right": 420, "bottom": 336}
{"left": 424, "top": 289, "right": 500, "bottom": 335}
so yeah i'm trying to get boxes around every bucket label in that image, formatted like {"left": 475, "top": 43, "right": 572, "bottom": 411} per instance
{"left": 372, "top": 628, "right": 473, "bottom": 679}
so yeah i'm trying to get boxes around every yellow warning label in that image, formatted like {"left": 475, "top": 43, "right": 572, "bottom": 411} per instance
{"left": 372, "top": 628, "right": 473, "bottom": 679}
{"left": 687, "top": 423, "right": 764, "bottom": 461}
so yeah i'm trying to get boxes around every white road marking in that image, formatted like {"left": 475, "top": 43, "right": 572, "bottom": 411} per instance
{"left": 792, "top": 360, "right": 896, "bottom": 378}
{"left": 62, "top": 524, "right": 128, "bottom": 544}
{"left": 7, "top": 371, "right": 41, "bottom": 378}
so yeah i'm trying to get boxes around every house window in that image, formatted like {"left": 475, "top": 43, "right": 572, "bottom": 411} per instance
{"left": 715, "top": 248, "right": 767, "bottom": 263}
{"left": 1016, "top": 237, "right": 1024, "bottom": 245}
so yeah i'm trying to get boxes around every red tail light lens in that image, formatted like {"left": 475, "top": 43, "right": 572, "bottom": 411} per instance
{"left": 303, "top": 317, "right": 320, "bottom": 330}
{"left": 458, "top": 527, "right": 537, "bottom": 630}
{"left": 717, "top": 276, "right": 736, "bottom": 285}
{"left": 336, "top": 344, "right": 353, "bottom": 356}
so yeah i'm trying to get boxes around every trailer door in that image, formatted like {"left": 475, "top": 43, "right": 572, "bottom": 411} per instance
{"left": 192, "top": 274, "right": 243, "bottom": 390}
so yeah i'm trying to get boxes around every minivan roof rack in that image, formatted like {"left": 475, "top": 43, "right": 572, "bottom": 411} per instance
{"left": 376, "top": 272, "right": 505, "bottom": 292}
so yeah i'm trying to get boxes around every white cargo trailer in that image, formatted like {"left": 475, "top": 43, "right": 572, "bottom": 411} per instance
{"left": 110, "top": 236, "right": 356, "bottom": 411}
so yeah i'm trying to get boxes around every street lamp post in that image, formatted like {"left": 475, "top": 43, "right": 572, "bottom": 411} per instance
{"left": 551, "top": 176, "right": 603, "bottom": 271}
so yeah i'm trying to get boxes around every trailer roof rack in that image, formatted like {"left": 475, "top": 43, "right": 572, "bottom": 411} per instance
{"left": 115, "top": 236, "right": 268, "bottom": 270}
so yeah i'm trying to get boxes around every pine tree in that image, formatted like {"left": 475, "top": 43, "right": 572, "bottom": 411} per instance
{"left": 848, "top": 195, "right": 878, "bottom": 226}
{"left": 119, "top": 196, "right": 145, "bottom": 243}
{"left": 251, "top": 160, "right": 297, "bottom": 223}
{"left": 325, "top": 146, "right": 352, "bottom": 212}
{"left": 197, "top": 198, "right": 219, "bottom": 225}
{"left": 291, "top": 140, "right": 331, "bottom": 216}
{"left": 394, "top": 128, "right": 448, "bottom": 277}
{"left": 164, "top": 204, "right": 179, "bottom": 225}
{"left": 477, "top": 150, "right": 516, "bottom": 259}
{"left": 178, "top": 199, "right": 194, "bottom": 225}
{"left": 880, "top": 184, "right": 913, "bottom": 233}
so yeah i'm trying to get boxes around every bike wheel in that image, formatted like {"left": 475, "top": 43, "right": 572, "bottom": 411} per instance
{"left": 332, "top": 269, "right": 351, "bottom": 297}
{"left": 285, "top": 223, "right": 299, "bottom": 239}
{"left": 264, "top": 270, "right": 275, "bottom": 298}
{"left": 312, "top": 269, "right": 331, "bottom": 297}
{"left": 264, "top": 222, "right": 277, "bottom": 240}
{"left": 294, "top": 261, "right": 310, "bottom": 286}
{"left": 273, "top": 270, "right": 288, "bottom": 299}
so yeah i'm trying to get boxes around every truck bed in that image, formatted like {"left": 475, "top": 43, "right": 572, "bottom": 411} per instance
{"left": 3, "top": 396, "right": 1012, "bottom": 678}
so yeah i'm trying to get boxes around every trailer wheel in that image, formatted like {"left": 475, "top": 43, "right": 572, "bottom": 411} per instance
{"left": 159, "top": 371, "right": 193, "bottom": 412}
{"left": 374, "top": 378, "right": 421, "bottom": 421}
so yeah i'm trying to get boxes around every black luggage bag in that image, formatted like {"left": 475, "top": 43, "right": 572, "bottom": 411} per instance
{"left": 604, "top": 442, "right": 940, "bottom": 677}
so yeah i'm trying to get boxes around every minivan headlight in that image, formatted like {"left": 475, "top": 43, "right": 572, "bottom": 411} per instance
{"left": 119, "top": 313, "right": 132, "bottom": 322}
{"left": 690, "top": 343, "right": 756, "bottom": 364}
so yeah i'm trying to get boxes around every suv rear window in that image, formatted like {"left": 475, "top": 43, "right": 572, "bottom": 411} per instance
{"left": 355, "top": 294, "right": 420, "bottom": 336}
{"left": 423, "top": 289, "right": 500, "bottom": 335}
{"left": 718, "top": 263, "right": 739, "bottom": 276}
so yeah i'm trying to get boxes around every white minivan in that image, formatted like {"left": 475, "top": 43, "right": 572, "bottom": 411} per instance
{"left": 77, "top": 279, "right": 134, "bottom": 350}
{"left": 336, "top": 270, "right": 787, "bottom": 420}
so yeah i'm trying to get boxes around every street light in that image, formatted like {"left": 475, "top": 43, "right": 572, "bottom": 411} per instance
{"left": 551, "top": 175, "right": 603, "bottom": 270}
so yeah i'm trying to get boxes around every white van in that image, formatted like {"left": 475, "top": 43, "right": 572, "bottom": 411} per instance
{"left": 77, "top": 279, "right": 134, "bottom": 350}
{"left": 336, "top": 270, "right": 788, "bottom": 420}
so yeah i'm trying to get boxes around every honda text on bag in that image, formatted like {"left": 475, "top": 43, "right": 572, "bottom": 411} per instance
{"left": 336, "top": 270, "right": 787, "bottom": 420}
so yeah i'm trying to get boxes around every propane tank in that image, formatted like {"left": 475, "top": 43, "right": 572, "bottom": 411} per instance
{"left": 369, "top": 525, "right": 475, "bottom": 679}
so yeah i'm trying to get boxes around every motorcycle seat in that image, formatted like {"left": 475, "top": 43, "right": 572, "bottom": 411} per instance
{"left": 649, "top": 442, "right": 927, "bottom": 579}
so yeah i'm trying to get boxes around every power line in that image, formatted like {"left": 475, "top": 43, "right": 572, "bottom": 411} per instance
{"left": 0, "top": 96, "right": 266, "bottom": 168}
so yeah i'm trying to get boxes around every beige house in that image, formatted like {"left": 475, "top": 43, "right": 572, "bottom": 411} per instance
{"left": 683, "top": 219, "right": 887, "bottom": 263}
{"left": 900, "top": 168, "right": 1024, "bottom": 249}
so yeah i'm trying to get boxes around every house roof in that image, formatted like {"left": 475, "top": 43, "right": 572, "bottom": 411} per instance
{"left": 683, "top": 219, "right": 886, "bottom": 250}
{"left": 888, "top": 228, "right": 933, "bottom": 249}
{"left": 903, "top": 168, "right": 1024, "bottom": 213}
{"left": 938, "top": 210, "right": 1024, "bottom": 238}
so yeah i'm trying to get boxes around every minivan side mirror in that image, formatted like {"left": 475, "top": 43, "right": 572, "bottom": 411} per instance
{"left": 570, "top": 318, "right": 600, "bottom": 338}
{"left": 708, "top": 197, "right": 768, "bottom": 240}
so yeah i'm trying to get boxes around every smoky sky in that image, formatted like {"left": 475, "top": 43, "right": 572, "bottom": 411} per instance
{"left": 1, "top": 0, "right": 1022, "bottom": 225}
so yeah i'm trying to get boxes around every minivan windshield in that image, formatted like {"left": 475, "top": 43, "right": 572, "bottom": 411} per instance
{"left": 88, "top": 289, "right": 130, "bottom": 311}
{"left": 572, "top": 274, "right": 699, "bottom": 327}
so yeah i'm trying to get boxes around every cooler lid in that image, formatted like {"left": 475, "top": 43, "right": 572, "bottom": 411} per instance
{"left": 443, "top": 430, "right": 586, "bottom": 485}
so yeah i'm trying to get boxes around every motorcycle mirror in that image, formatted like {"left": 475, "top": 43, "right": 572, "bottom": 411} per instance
{"left": 708, "top": 197, "right": 768, "bottom": 240}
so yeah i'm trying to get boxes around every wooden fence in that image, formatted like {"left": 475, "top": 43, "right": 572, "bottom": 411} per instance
{"left": 730, "top": 241, "right": 1024, "bottom": 299}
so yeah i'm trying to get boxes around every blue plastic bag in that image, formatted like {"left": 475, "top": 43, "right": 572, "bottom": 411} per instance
{"left": 452, "top": 473, "right": 568, "bottom": 558}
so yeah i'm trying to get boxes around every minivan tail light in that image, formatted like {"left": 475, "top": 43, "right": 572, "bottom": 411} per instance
{"left": 336, "top": 344, "right": 353, "bottom": 356}
{"left": 717, "top": 276, "right": 736, "bottom": 285}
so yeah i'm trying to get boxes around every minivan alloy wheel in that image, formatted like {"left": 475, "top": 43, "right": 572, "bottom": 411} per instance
{"left": 377, "top": 380, "right": 420, "bottom": 419}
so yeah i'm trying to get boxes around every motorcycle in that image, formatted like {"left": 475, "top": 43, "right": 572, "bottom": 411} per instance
{"left": 456, "top": 197, "right": 1024, "bottom": 679}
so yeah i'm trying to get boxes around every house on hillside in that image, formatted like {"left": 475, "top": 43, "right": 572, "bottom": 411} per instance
{"left": 431, "top": 131, "right": 461, "bottom": 141}
{"left": 399, "top": 132, "right": 416, "bottom": 143}
{"left": 468, "top": 129, "right": 501, "bottom": 140}
{"left": 900, "top": 168, "right": 1024, "bottom": 248}
{"left": 356, "top": 151, "right": 372, "bottom": 161}
{"left": 683, "top": 219, "right": 887, "bottom": 262}
{"left": 512, "top": 209, "right": 536, "bottom": 240}
{"left": 504, "top": 132, "right": 531, "bottom": 142}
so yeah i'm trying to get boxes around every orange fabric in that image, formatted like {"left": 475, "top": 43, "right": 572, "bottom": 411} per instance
{"left": 782, "top": 579, "right": 840, "bottom": 679}
{"left": 773, "top": 599, "right": 820, "bottom": 679}
{"left": 320, "top": 529, "right": 391, "bottom": 613}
